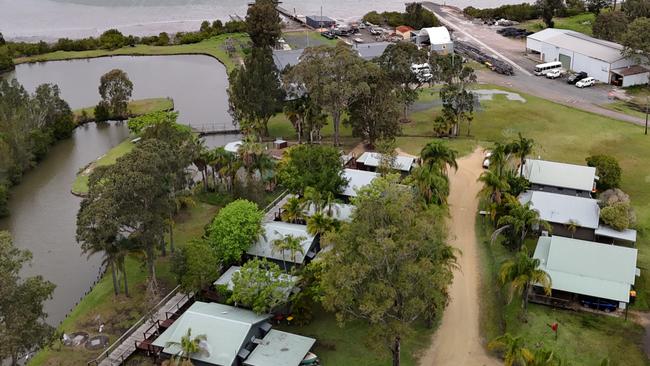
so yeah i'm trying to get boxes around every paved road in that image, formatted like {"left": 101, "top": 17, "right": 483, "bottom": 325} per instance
{"left": 422, "top": 2, "right": 647, "bottom": 127}
{"left": 419, "top": 148, "right": 500, "bottom": 366}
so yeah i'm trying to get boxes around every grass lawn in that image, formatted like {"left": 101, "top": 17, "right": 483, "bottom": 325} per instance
{"left": 521, "top": 13, "right": 596, "bottom": 35}
{"left": 28, "top": 201, "right": 221, "bottom": 366}
{"left": 282, "top": 31, "right": 339, "bottom": 49}
{"left": 276, "top": 307, "right": 435, "bottom": 366}
{"left": 14, "top": 33, "right": 249, "bottom": 73}
{"left": 72, "top": 97, "right": 174, "bottom": 124}
{"left": 602, "top": 100, "right": 650, "bottom": 120}
{"left": 71, "top": 138, "right": 136, "bottom": 196}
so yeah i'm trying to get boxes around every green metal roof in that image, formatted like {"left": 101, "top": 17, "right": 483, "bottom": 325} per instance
{"left": 243, "top": 330, "right": 315, "bottom": 366}
{"left": 533, "top": 236, "right": 638, "bottom": 302}
{"left": 152, "top": 302, "right": 270, "bottom": 365}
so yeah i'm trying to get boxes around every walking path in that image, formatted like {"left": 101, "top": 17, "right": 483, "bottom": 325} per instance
{"left": 419, "top": 148, "right": 500, "bottom": 366}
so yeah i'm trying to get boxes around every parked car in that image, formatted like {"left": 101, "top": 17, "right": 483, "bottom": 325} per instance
{"left": 576, "top": 77, "right": 596, "bottom": 88}
{"left": 321, "top": 31, "right": 336, "bottom": 39}
{"left": 546, "top": 68, "right": 565, "bottom": 79}
{"left": 580, "top": 297, "right": 618, "bottom": 312}
{"left": 567, "top": 71, "right": 588, "bottom": 84}
{"left": 369, "top": 27, "right": 383, "bottom": 35}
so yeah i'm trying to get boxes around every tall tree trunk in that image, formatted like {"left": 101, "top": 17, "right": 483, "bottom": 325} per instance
{"left": 160, "top": 237, "right": 167, "bottom": 257}
{"left": 522, "top": 283, "right": 529, "bottom": 314}
{"left": 392, "top": 336, "right": 401, "bottom": 366}
{"left": 146, "top": 244, "right": 157, "bottom": 287}
{"left": 110, "top": 261, "right": 119, "bottom": 296}
{"left": 122, "top": 259, "right": 129, "bottom": 297}
{"left": 201, "top": 169, "right": 208, "bottom": 191}
{"left": 333, "top": 111, "right": 341, "bottom": 146}
{"left": 169, "top": 219, "right": 175, "bottom": 254}
{"left": 11, "top": 354, "right": 18, "bottom": 366}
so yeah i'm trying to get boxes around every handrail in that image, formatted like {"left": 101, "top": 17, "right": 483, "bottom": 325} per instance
{"left": 263, "top": 190, "right": 289, "bottom": 214}
{"left": 87, "top": 285, "right": 181, "bottom": 366}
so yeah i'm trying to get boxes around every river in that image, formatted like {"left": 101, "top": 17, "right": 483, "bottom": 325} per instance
{"left": 0, "top": 55, "right": 239, "bottom": 325}
{"left": 1, "top": 0, "right": 532, "bottom": 41}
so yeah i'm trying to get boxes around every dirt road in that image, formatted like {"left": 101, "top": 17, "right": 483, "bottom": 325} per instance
{"left": 419, "top": 148, "right": 500, "bottom": 366}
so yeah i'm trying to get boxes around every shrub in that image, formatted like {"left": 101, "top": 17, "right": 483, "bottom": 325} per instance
{"left": 363, "top": 11, "right": 385, "bottom": 25}
{"left": 600, "top": 202, "right": 632, "bottom": 231}
{"left": 207, "top": 199, "right": 264, "bottom": 265}
{"left": 586, "top": 154, "right": 621, "bottom": 191}
{"left": 99, "top": 29, "right": 126, "bottom": 50}
{"left": 94, "top": 101, "right": 111, "bottom": 122}
{"left": 0, "top": 183, "right": 9, "bottom": 218}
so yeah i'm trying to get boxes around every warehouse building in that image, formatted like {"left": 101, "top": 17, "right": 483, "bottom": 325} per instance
{"left": 526, "top": 28, "right": 649, "bottom": 86}
{"left": 415, "top": 26, "right": 453, "bottom": 54}
{"left": 305, "top": 15, "right": 335, "bottom": 29}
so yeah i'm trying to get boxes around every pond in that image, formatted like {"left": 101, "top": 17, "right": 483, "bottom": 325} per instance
{"left": 0, "top": 55, "right": 239, "bottom": 325}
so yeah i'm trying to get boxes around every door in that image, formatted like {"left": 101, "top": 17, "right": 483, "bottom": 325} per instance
{"left": 559, "top": 54, "right": 571, "bottom": 70}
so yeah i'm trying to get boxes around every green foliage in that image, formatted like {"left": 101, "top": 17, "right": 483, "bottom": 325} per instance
{"left": 0, "top": 183, "right": 8, "bottom": 217}
{"left": 622, "top": 0, "right": 650, "bottom": 20}
{"left": 362, "top": 11, "right": 384, "bottom": 25}
{"left": 463, "top": 4, "right": 540, "bottom": 21}
{"left": 487, "top": 333, "right": 534, "bottom": 366}
{"left": 127, "top": 111, "right": 187, "bottom": 134}
{"left": 536, "top": 0, "right": 567, "bottom": 27}
{"left": 228, "top": 47, "right": 284, "bottom": 136}
{"left": 207, "top": 199, "right": 263, "bottom": 265}
{"left": 586, "top": 154, "right": 621, "bottom": 190}
{"left": 98, "top": 69, "right": 133, "bottom": 119}
{"left": 496, "top": 199, "right": 550, "bottom": 251}
{"left": 0, "top": 231, "right": 56, "bottom": 365}
{"left": 432, "top": 54, "right": 477, "bottom": 137}
{"left": 246, "top": 0, "right": 282, "bottom": 49}
{"left": 346, "top": 63, "right": 401, "bottom": 146}
{"left": 164, "top": 328, "right": 207, "bottom": 362}
{"left": 229, "top": 259, "right": 289, "bottom": 314}
{"left": 403, "top": 2, "right": 440, "bottom": 28}
{"left": 621, "top": 17, "right": 650, "bottom": 63}
{"left": 99, "top": 29, "right": 126, "bottom": 50}
{"left": 600, "top": 202, "right": 632, "bottom": 230}
{"left": 321, "top": 175, "right": 456, "bottom": 364}
{"left": 290, "top": 261, "right": 324, "bottom": 325}
{"left": 378, "top": 42, "right": 428, "bottom": 118}
{"left": 276, "top": 144, "right": 347, "bottom": 196}
{"left": 171, "top": 239, "right": 220, "bottom": 294}
{"left": 0, "top": 46, "right": 14, "bottom": 73}
{"left": 587, "top": 0, "right": 610, "bottom": 14}
{"left": 592, "top": 11, "right": 627, "bottom": 42}
{"left": 93, "top": 101, "right": 110, "bottom": 122}
{"left": 498, "top": 251, "right": 551, "bottom": 314}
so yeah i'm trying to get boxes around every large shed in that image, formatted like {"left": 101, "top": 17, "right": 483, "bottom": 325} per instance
{"left": 305, "top": 15, "right": 335, "bottom": 29}
{"left": 415, "top": 26, "right": 453, "bottom": 54}
{"left": 526, "top": 28, "right": 648, "bottom": 86}
{"left": 533, "top": 236, "right": 638, "bottom": 307}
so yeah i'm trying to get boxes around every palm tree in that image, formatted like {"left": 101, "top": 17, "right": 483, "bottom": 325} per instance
{"left": 238, "top": 134, "right": 265, "bottom": 176}
{"left": 419, "top": 141, "right": 458, "bottom": 175}
{"left": 306, "top": 212, "right": 337, "bottom": 237}
{"left": 490, "top": 142, "right": 510, "bottom": 179}
{"left": 281, "top": 196, "right": 305, "bottom": 224}
{"left": 508, "top": 133, "right": 534, "bottom": 177}
{"left": 165, "top": 328, "right": 207, "bottom": 363}
{"left": 411, "top": 164, "right": 450, "bottom": 206}
{"left": 271, "top": 233, "right": 306, "bottom": 272}
{"left": 303, "top": 186, "right": 324, "bottom": 212}
{"left": 218, "top": 151, "right": 241, "bottom": 192}
{"left": 284, "top": 97, "right": 307, "bottom": 143}
{"left": 209, "top": 146, "right": 230, "bottom": 189}
{"left": 494, "top": 200, "right": 551, "bottom": 251}
{"left": 499, "top": 251, "right": 552, "bottom": 314}
{"left": 478, "top": 169, "right": 510, "bottom": 205}
{"left": 192, "top": 141, "right": 210, "bottom": 191}
{"left": 565, "top": 219, "right": 579, "bottom": 238}
{"left": 488, "top": 333, "right": 533, "bottom": 366}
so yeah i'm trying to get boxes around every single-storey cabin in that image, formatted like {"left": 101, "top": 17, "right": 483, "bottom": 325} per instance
{"left": 152, "top": 302, "right": 315, "bottom": 366}
{"left": 355, "top": 152, "right": 416, "bottom": 175}
{"left": 526, "top": 28, "right": 649, "bottom": 86}
{"left": 395, "top": 25, "right": 415, "bottom": 40}
{"left": 532, "top": 236, "right": 639, "bottom": 310}
{"left": 415, "top": 26, "right": 453, "bottom": 54}
{"left": 339, "top": 168, "right": 380, "bottom": 200}
{"left": 522, "top": 158, "right": 597, "bottom": 197}
{"left": 214, "top": 266, "right": 300, "bottom": 302}
{"left": 246, "top": 222, "right": 318, "bottom": 269}
{"left": 354, "top": 42, "right": 393, "bottom": 60}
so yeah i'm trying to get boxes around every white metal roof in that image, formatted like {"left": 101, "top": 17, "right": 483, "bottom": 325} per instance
{"left": 533, "top": 236, "right": 638, "bottom": 302}
{"left": 528, "top": 28, "right": 626, "bottom": 63}
{"left": 418, "top": 26, "right": 451, "bottom": 44}
{"left": 246, "top": 222, "right": 316, "bottom": 264}
{"left": 152, "top": 302, "right": 270, "bottom": 365}
{"left": 519, "top": 190, "right": 600, "bottom": 229}
{"left": 341, "top": 168, "right": 379, "bottom": 197}
{"left": 304, "top": 202, "right": 355, "bottom": 222}
{"left": 595, "top": 225, "right": 638, "bottom": 243}
{"left": 244, "top": 330, "right": 315, "bottom": 366}
{"left": 356, "top": 152, "right": 415, "bottom": 172}
{"left": 355, "top": 42, "right": 392, "bottom": 60}
{"left": 523, "top": 159, "right": 596, "bottom": 192}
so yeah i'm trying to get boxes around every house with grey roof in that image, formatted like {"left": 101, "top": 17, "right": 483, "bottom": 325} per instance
{"left": 353, "top": 42, "right": 393, "bottom": 60}
{"left": 526, "top": 28, "right": 648, "bottom": 86}
{"left": 151, "top": 302, "right": 316, "bottom": 366}
{"left": 340, "top": 168, "right": 379, "bottom": 199}
{"left": 355, "top": 152, "right": 416, "bottom": 175}
{"left": 246, "top": 222, "right": 318, "bottom": 269}
{"left": 532, "top": 236, "right": 639, "bottom": 309}
{"left": 214, "top": 266, "right": 300, "bottom": 303}
{"left": 522, "top": 158, "right": 597, "bottom": 197}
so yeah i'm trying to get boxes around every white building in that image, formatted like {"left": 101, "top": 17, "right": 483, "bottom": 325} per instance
{"left": 415, "top": 26, "right": 453, "bottom": 54}
{"left": 526, "top": 28, "right": 649, "bottom": 86}
{"left": 522, "top": 158, "right": 597, "bottom": 197}
{"left": 340, "top": 168, "right": 379, "bottom": 198}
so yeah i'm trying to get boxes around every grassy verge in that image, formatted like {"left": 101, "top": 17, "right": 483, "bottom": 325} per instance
{"left": 72, "top": 97, "right": 174, "bottom": 124}
{"left": 71, "top": 138, "right": 136, "bottom": 196}
{"left": 14, "top": 33, "right": 249, "bottom": 73}
{"left": 601, "top": 100, "right": 649, "bottom": 120}
{"left": 282, "top": 31, "right": 339, "bottom": 49}
{"left": 28, "top": 201, "right": 220, "bottom": 366}
{"left": 520, "top": 13, "right": 596, "bottom": 35}
{"left": 276, "top": 307, "right": 435, "bottom": 366}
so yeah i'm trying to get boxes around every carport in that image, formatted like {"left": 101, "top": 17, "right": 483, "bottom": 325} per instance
{"left": 610, "top": 65, "right": 650, "bottom": 87}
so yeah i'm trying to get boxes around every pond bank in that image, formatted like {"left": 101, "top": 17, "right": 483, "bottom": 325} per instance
{"left": 73, "top": 97, "right": 174, "bottom": 125}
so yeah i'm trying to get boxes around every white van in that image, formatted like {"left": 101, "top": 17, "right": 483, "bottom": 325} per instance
{"left": 534, "top": 61, "right": 563, "bottom": 76}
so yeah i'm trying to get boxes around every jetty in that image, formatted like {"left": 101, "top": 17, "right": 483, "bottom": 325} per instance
{"left": 191, "top": 123, "right": 241, "bottom": 136}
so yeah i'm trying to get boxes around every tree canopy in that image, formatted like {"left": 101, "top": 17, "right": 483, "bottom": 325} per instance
{"left": 172, "top": 239, "right": 220, "bottom": 294}
{"left": 378, "top": 42, "right": 428, "bottom": 119}
{"left": 246, "top": 0, "right": 282, "bottom": 49}
{"left": 321, "top": 176, "right": 455, "bottom": 366}
{"left": 207, "top": 199, "right": 264, "bottom": 265}
{"left": 276, "top": 144, "right": 348, "bottom": 196}
{"left": 230, "top": 259, "right": 289, "bottom": 314}
{"left": 127, "top": 111, "right": 190, "bottom": 135}
{"left": 586, "top": 154, "right": 621, "bottom": 191}
{"left": 592, "top": 11, "right": 628, "bottom": 42}
{"left": 621, "top": 17, "right": 650, "bottom": 64}
{"left": 98, "top": 69, "right": 133, "bottom": 120}
{"left": 536, "top": 0, "right": 566, "bottom": 28}
{"left": 0, "top": 231, "right": 56, "bottom": 366}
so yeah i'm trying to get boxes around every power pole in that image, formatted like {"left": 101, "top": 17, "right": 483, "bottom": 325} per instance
{"left": 645, "top": 96, "right": 649, "bottom": 135}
